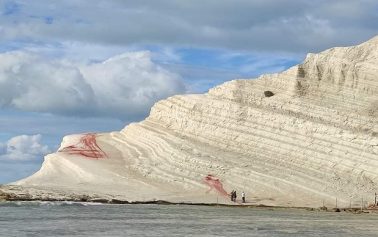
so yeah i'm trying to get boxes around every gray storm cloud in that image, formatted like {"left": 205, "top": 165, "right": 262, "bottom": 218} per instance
{"left": 0, "top": 0, "right": 378, "bottom": 53}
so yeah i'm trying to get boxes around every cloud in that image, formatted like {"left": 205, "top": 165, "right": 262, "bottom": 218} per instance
{"left": 0, "top": 50, "right": 185, "bottom": 120}
{"left": 80, "top": 51, "right": 185, "bottom": 119}
{"left": 0, "top": 134, "right": 50, "bottom": 161}
{"left": 0, "top": 0, "right": 378, "bottom": 53}
{"left": 0, "top": 51, "right": 95, "bottom": 116}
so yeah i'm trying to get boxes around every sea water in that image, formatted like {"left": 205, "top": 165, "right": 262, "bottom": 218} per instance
{"left": 1, "top": 202, "right": 378, "bottom": 237}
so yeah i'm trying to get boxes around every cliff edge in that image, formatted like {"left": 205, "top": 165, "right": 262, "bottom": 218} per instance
{"left": 4, "top": 36, "right": 378, "bottom": 207}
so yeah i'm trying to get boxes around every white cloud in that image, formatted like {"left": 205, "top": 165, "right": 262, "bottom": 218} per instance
{"left": 0, "top": 50, "right": 186, "bottom": 120}
{"left": 81, "top": 51, "right": 185, "bottom": 119}
{"left": 0, "top": 134, "right": 50, "bottom": 161}
{"left": 0, "top": 51, "right": 95, "bottom": 115}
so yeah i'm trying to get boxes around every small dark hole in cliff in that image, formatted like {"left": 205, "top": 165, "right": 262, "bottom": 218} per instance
{"left": 264, "top": 91, "right": 274, "bottom": 97}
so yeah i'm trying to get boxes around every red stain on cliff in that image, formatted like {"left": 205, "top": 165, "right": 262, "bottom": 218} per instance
{"left": 204, "top": 174, "right": 228, "bottom": 196}
{"left": 59, "top": 133, "right": 107, "bottom": 159}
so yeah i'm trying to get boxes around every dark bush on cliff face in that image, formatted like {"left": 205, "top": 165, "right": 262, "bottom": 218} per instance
{"left": 264, "top": 91, "right": 274, "bottom": 97}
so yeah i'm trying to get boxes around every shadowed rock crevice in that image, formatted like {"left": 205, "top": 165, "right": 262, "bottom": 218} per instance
{"left": 264, "top": 91, "right": 274, "bottom": 97}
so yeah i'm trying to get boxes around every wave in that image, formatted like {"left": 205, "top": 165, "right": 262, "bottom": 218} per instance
{"left": 0, "top": 201, "right": 106, "bottom": 207}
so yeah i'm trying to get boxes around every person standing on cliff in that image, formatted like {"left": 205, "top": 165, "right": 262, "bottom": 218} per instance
{"left": 241, "top": 191, "right": 245, "bottom": 203}
{"left": 230, "top": 190, "right": 234, "bottom": 201}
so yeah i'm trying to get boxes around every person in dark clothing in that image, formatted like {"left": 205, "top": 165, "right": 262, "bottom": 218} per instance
{"left": 230, "top": 190, "right": 237, "bottom": 202}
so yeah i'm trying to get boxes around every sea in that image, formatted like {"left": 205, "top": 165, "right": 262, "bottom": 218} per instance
{"left": 1, "top": 202, "right": 378, "bottom": 237}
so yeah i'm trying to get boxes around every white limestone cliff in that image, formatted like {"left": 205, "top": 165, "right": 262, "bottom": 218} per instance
{"left": 8, "top": 36, "right": 378, "bottom": 207}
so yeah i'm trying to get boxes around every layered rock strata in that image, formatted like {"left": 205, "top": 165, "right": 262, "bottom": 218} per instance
{"left": 4, "top": 37, "right": 378, "bottom": 207}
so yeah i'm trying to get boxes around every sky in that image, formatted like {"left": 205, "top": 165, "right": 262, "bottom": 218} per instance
{"left": 0, "top": 0, "right": 377, "bottom": 183}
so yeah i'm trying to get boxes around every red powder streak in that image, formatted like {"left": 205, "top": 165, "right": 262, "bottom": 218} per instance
{"left": 58, "top": 133, "right": 107, "bottom": 159}
{"left": 204, "top": 174, "right": 229, "bottom": 196}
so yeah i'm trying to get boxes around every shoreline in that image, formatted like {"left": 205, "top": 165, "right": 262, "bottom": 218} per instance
{"left": 1, "top": 195, "right": 375, "bottom": 214}
{"left": 1, "top": 185, "right": 377, "bottom": 214}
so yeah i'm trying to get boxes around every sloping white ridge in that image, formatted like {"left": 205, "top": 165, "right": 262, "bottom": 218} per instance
{"left": 14, "top": 37, "right": 378, "bottom": 207}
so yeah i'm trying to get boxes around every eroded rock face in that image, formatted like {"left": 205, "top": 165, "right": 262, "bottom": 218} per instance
{"left": 9, "top": 36, "right": 378, "bottom": 207}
